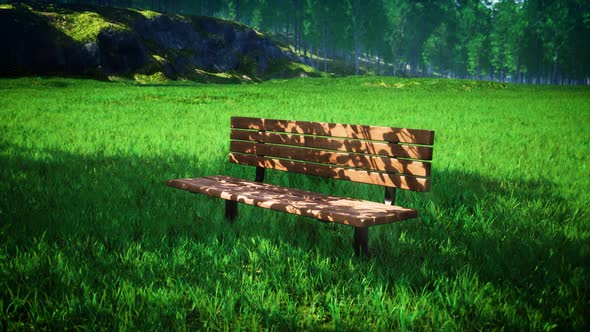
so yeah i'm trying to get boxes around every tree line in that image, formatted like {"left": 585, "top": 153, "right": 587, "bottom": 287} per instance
{"left": 20, "top": 0, "right": 590, "bottom": 84}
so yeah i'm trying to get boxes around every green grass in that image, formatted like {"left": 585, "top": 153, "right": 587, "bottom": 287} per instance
{"left": 0, "top": 76, "right": 589, "bottom": 330}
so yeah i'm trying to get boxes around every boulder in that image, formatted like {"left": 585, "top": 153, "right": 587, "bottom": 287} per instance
{"left": 0, "top": 8, "right": 94, "bottom": 76}
{"left": 134, "top": 15, "right": 200, "bottom": 50}
{"left": 97, "top": 29, "right": 146, "bottom": 75}
{"left": 0, "top": 4, "right": 301, "bottom": 80}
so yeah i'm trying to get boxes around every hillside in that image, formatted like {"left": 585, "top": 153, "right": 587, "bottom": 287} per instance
{"left": 0, "top": 2, "right": 322, "bottom": 82}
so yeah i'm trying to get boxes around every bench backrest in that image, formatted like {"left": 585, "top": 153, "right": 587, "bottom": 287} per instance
{"left": 229, "top": 117, "right": 435, "bottom": 192}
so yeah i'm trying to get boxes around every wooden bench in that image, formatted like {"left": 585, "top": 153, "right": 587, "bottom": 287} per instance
{"left": 167, "top": 117, "right": 435, "bottom": 256}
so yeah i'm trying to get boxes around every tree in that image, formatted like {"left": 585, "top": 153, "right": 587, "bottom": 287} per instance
{"left": 364, "top": 0, "right": 387, "bottom": 75}
{"left": 344, "top": 0, "right": 366, "bottom": 75}
{"left": 422, "top": 23, "right": 451, "bottom": 76}
{"left": 490, "top": 0, "right": 523, "bottom": 81}
{"left": 455, "top": 0, "right": 492, "bottom": 79}
{"left": 384, "top": 0, "right": 409, "bottom": 76}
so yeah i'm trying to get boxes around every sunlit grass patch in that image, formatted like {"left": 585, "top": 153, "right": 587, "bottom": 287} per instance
{"left": 133, "top": 72, "right": 168, "bottom": 84}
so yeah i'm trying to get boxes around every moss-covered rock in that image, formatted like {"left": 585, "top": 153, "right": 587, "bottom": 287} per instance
{"left": 45, "top": 10, "right": 129, "bottom": 43}
{"left": 0, "top": 2, "right": 310, "bottom": 82}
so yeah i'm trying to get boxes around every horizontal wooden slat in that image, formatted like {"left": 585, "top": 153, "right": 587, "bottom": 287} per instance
{"left": 231, "top": 117, "right": 435, "bottom": 145}
{"left": 229, "top": 153, "right": 431, "bottom": 192}
{"left": 230, "top": 129, "right": 433, "bottom": 160}
{"left": 230, "top": 141, "right": 431, "bottom": 177}
{"left": 167, "top": 175, "right": 418, "bottom": 226}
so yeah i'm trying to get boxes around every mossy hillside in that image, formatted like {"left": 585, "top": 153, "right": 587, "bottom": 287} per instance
{"left": 259, "top": 60, "right": 328, "bottom": 79}
{"left": 44, "top": 11, "right": 128, "bottom": 43}
{"left": 1, "top": 2, "right": 318, "bottom": 81}
{"left": 189, "top": 14, "right": 252, "bottom": 37}
{"left": 13, "top": 2, "right": 143, "bottom": 43}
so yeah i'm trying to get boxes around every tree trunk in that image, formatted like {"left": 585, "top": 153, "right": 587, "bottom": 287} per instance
{"left": 297, "top": 25, "right": 300, "bottom": 53}
{"left": 376, "top": 54, "right": 380, "bottom": 76}
{"left": 332, "top": 48, "right": 336, "bottom": 65}
{"left": 295, "top": 0, "right": 302, "bottom": 54}
{"left": 354, "top": 30, "right": 360, "bottom": 75}
{"left": 410, "top": 49, "right": 418, "bottom": 75}
{"left": 285, "top": 11, "right": 290, "bottom": 47}
{"left": 323, "top": 19, "right": 327, "bottom": 72}
{"left": 298, "top": 17, "right": 302, "bottom": 54}
{"left": 376, "top": 36, "right": 381, "bottom": 76}
{"left": 477, "top": 61, "right": 481, "bottom": 80}
{"left": 233, "top": 0, "right": 239, "bottom": 21}
{"left": 536, "top": 37, "right": 542, "bottom": 84}
{"left": 354, "top": 49, "right": 359, "bottom": 75}
{"left": 392, "top": 46, "right": 397, "bottom": 77}
{"left": 323, "top": 38, "right": 328, "bottom": 72}
{"left": 552, "top": 51, "right": 558, "bottom": 85}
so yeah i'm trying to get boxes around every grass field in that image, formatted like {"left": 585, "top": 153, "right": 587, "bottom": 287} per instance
{"left": 1, "top": 76, "right": 589, "bottom": 330}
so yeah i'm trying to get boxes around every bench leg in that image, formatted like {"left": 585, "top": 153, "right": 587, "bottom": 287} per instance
{"left": 353, "top": 227, "right": 369, "bottom": 257}
{"left": 225, "top": 200, "right": 238, "bottom": 223}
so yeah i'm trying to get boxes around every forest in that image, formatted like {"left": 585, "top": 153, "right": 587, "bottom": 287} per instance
{"left": 14, "top": 0, "right": 590, "bottom": 85}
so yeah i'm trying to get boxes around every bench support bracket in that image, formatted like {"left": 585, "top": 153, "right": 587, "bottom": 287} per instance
{"left": 225, "top": 200, "right": 238, "bottom": 223}
{"left": 255, "top": 166, "right": 265, "bottom": 183}
{"left": 353, "top": 227, "right": 369, "bottom": 257}
{"left": 384, "top": 186, "right": 396, "bottom": 205}
{"left": 351, "top": 187, "right": 396, "bottom": 257}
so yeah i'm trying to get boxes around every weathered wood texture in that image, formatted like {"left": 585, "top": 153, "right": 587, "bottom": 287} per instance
{"left": 229, "top": 153, "right": 430, "bottom": 191}
{"left": 230, "top": 117, "right": 434, "bottom": 192}
{"left": 230, "top": 130, "right": 433, "bottom": 160}
{"left": 167, "top": 176, "right": 418, "bottom": 227}
{"left": 231, "top": 117, "right": 435, "bottom": 145}
{"left": 230, "top": 141, "right": 431, "bottom": 176}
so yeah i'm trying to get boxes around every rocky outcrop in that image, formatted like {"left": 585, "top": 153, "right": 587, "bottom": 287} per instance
{"left": 96, "top": 29, "right": 147, "bottom": 75}
{"left": 0, "top": 6, "right": 97, "bottom": 76}
{"left": 133, "top": 15, "right": 295, "bottom": 77}
{"left": 0, "top": 4, "right": 299, "bottom": 80}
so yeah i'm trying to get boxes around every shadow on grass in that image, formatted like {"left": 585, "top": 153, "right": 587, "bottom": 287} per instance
{"left": 378, "top": 169, "right": 586, "bottom": 268}
{"left": 1, "top": 146, "right": 588, "bottom": 328}
{"left": 1, "top": 145, "right": 587, "bottom": 258}
{"left": 0, "top": 147, "right": 193, "bottom": 251}
{"left": 366, "top": 169, "right": 589, "bottom": 329}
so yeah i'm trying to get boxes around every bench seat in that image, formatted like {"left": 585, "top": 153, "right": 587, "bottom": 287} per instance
{"left": 167, "top": 175, "right": 418, "bottom": 227}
